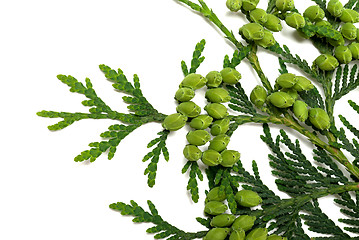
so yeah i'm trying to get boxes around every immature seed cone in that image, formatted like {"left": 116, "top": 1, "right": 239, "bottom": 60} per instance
{"left": 264, "top": 14, "right": 282, "bottom": 32}
{"left": 162, "top": 113, "right": 187, "bottom": 131}
{"left": 314, "top": 54, "right": 339, "bottom": 71}
{"left": 292, "top": 76, "right": 314, "bottom": 91}
{"left": 183, "top": 145, "right": 202, "bottom": 161}
{"left": 210, "top": 214, "right": 236, "bottom": 227}
{"left": 210, "top": 118, "right": 230, "bottom": 136}
{"left": 235, "top": 189, "right": 262, "bottom": 207}
{"left": 242, "top": 0, "right": 259, "bottom": 11}
{"left": 327, "top": 0, "right": 343, "bottom": 17}
{"left": 221, "top": 150, "right": 240, "bottom": 167}
{"left": 268, "top": 91, "right": 295, "bottom": 108}
{"left": 348, "top": 42, "right": 359, "bottom": 59}
{"left": 275, "top": 0, "right": 294, "bottom": 12}
{"left": 276, "top": 73, "right": 297, "bottom": 88}
{"left": 250, "top": 8, "right": 268, "bottom": 25}
{"left": 202, "top": 149, "right": 223, "bottom": 166}
{"left": 226, "top": 0, "right": 243, "bottom": 12}
{"left": 285, "top": 13, "right": 306, "bottom": 29}
{"left": 303, "top": 5, "right": 325, "bottom": 22}
{"left": 220, "top": 67, "right": 241, "bottom": 84}
{"left": 186, "top": 130, "right": 211, "bottom": 146}
{"left": 280, "top": 88, "right": 298, "bottom": 101}
{"left": 179, "top": 73, "right": 207, "bottom": 89}
{"left": 205, "top": 88, "right": 231, "bottom": 103}
{"left": 206, "top": 71, "right": 223, "bottom": 88}
{"left": 209, "top": 134, "right": 231, "bottom": 152}
{"left": 189, "top": 115, "right": 213, "bottom": 130}
{"left": 250, "top": 85, "right": 267, "bottom": 108}
{"left": 267, "top": 235, "right": 288, "bottom": 240}
{"left": 309, "top": 108, "right": 331, "bottom": 130}
{"left": 246, "top": 228, "right": 268, "bottom": 240}
{"left": 229, "top": 229, "right": 245, "bottom": 240}
{"left": 204, "top": 201, "right": 228, "bottom": 215}
{"left": 315, "top": 20, "right": 331, "bottom": 28}
{"left": 205, "top": 103, "right": 229, "bottom": 119}
{"left": 203, "top": 227, "right": 231, "bottom": 240}
{"left": 176, "top": 101, "right": 201, "bottom": 118}
{"left": 175, "top": 87, "right": 195, "bottom": 102}
{"left": 341, "top": 23, "right": 357, "bottom": 40}
{"left": 231, "top": 215, "right": 256, "bottom": 231}
{"left": 293, "top": 100, "right": 309, "bottom": 122}
{"left": 340, "top": 9, "right": 359, "bottom": 23}
{"left": 327, "top": 34, "right": 345, "bottom": 47}
{"left": 207, "top": 187, "right": 226, "bottom": 202}
{"left": 254, "top": 29, "right": 276, "bottom": 48}
{"left": 239, "top": 23, "right": 264, "bottom": 41}
{"left": 335, "top": 45, "right": 352, "bottom": 64}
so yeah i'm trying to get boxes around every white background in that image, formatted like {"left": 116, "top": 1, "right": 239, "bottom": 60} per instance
{"left": 1, "top": 0, "right": 359, "bottom": 239}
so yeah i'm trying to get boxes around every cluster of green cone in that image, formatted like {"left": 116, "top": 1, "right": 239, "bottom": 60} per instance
{"left": 250, "top": 73, "right": 331, "bottom": 130}
{"left": 162, "top": 68, "right": 242, "bottom": 167}
{"left": 227, "top": 0, "right": 281, "bottom": 48}
{"left": 203, "top": 187, "right": 286, "bottom": 240}
{"left": 227, "top": 0, "right": 359, "bottom": 71}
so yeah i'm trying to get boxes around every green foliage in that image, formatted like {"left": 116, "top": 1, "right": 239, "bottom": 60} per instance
{"left": 278, "top": 57, "right": 288, "bottom": 75}
{"left": 266, "top": 0, "right": 277, "bottom": 13}
{"left": 182, "top": 161, "right": 204, "bottom": 203}
{"left": 299, "top": 87, "right": 325, "bottom": 109}
{"left": 227, "top": 82, "right": 257, "bottom": 115}
{"left": 181, "top": 39, "right": 206, "bottom": 76}
{"left": 109, "top": 200, "right": 207, "bottom": 239}
{"left": 39, "top": 65, "right": 167, "bottom": 163}
{"left": 301, "top": 199, "right": 352, "bottom": 239}
{"left": 345, "top": 0, "right": 359, "bottom": 9}
{"left": 207, "top": 166, "right": 242, "bottom": 213}
{"left": 223, "top": 47, "right": 251, "bottom": 69}
{"left": 74, "top": 124, "right": 140, "bottom": 162}
{"left": 333, "top": 64, "right": 359, "bottom": 101}
{"left": 143, "top": 130, "right": 170, "bottom": 187}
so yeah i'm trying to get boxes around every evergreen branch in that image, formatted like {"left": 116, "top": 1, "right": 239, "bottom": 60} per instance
{"left": 345, "top": 0, "right": 359, "bottom": 9}
{"left": 226, "top": 82, "right": 257, "bottom": 116}
{"left": 229, "top": 114, "right": 359, "bottom": 179}
{"left": 299, "top": 87, "right": 325, "bottom": 109}
{"left": 143, "top": 130, "right": 170, "bottom": 188}
{"left": 100, "top": 65, "right": 164, "bottom": 120}
{"left": 313, "top": 147, "right": 349, "bottom": 184}
{"left": 267, "top": 0, "right": 277, "bottom": 13}
{"left": 74, "top": 124, "right": 140, "bottom": 162}
{"left": 333, "top": 64, "right": 359, "bottom": 101}
{"left": 336, "top": 191, "right": 359, "bottom": 234}
{"left": 181, "top": 39, "right": 206, "bottom": 76}
{"left": 339, "top": 115, "right": 359, "bottom": 140}
{"left": 223, "top": 47, "right": 251, "bottom": 69}
{"left": 301, "top": 199, "right": 352, "bottom": 238}
{"left": 278, "top": 57, "right": 288, "bottom": 75}
{"left": 207, "top": 167, "right": 242, "bottom": 213}
{"left": 110, "top": 200, "right": 207, "bottom": 239}
{"left": 268, "top": 44, "right": 320, "bottom": 82}
{"left": 301, "top": 24, "right": 341, "bottom": 41}
{"left": 182, "top": 161, "right": 203, "bottom": 203}
{"left": 37, "top": 75, "right": 134, "bottom": 130}
{"left": 331, "top": 126, "right": 359, "bottom": 164}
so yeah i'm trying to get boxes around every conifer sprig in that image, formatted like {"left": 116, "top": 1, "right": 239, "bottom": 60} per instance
{"left": 38, "top": 65, "right": 167, "bottom": 163}
{"left": 182, "top": 161, "right": 203, "bottom": 203}
{"left": 143, "top": 130, "right": 170, "bottom": 187}
{"left": 109, "top": 200, "right": 207, "bottom": 239}
{"left": 181, "top": 39, "right": 206, "bottom": 76}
